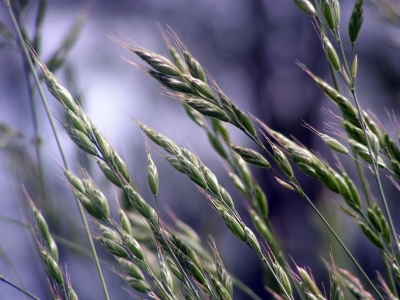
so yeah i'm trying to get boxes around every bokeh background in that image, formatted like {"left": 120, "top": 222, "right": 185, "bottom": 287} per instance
{"left": 1, "top": 0, "right": 400, "bottom": 299}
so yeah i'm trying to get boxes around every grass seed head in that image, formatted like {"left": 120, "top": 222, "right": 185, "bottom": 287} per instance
{"left": 271, "top": 144, "right": 294, "bottom": 178}
{"left": 120, "top": 231, "right": 145, "bottom": 260}
{"left": 322, "top": 0, "right": 340, "bottom": 30}
{"left": 292, "top": 0, "right": 317, "bottom": 16}
{"left": 179, "top": 159, "right": 208, "bottom": 189}
{"left": 166, "top": 257, "right": 185, "bottom": 281}
{"left": 351, "top": 55, "right": 358, "bottom": 79}
{"left": 184, "top": 96, "right": 230, "bottom": 122}
{"left": 97, "top": 160, "right": 123, "bottom": 188}
{"left": 358, "top": 221, "right": 384, "bottom": 250}
{"left": 99, "top": 237, "right": 129, "bottom": 258}
{"left": 255, "top": 185, "right": 268, "bottom": 217}
{"left": 321, "top": 34, "right": 340, "bottom": 71}
{"left": 162, "top": 154, "right": 185, "bottom": 173}
{"left": 182, "top": 74, "right": 215, "bottom": 100}
{"left": 64, "top": 125, "right": 98, "bottom": 156}
{"left": 100, "top": 225, "right": 121, "bottom": 242}
{"left": 211, "top": 118, "right": 230, "bottom": 142}
{"left": 148, "top": 70, "right": 194, "bottom": 94}
{"left": 244, "top": 226, "right": 261, "bottom": 253}
{"left": 182, "top": 49, "right": 207, "bottom": 83}
{"left": 42, "top": 250, "right": 64, "bottom": 286}
{"left": 130, "top": 46, "right": 182, "bottom": 76}
{"left": 228, "top": 172, "right": 249, "bottom": 198}
{"left": 126, "top": 277, "right": 152, "bottom": 294}
{"left": 348, "top": 0, "right": 364, "bottom": 44}
{"left": 207, "top": 132, "right": 229, "bottom": 160}
{"left": 211, "top": 276, "right": 232, "bottom": 300}
{"left": 64, "top": 170, "right": 85, "bottom": 194}
{"left": 184, "top": 104, "right": 205, "bottom": 127}
{"left": 147, "top": 152, "right": 159, "bottom": 197}
{"left": 231, "top": 144, "right": 271, "bottom": 168}
{"left": 117, "top": 258, "right": 145, "bottom": 280}
{"left": 221, "top": 211, "right": 246, "bottom": 242}
{"left": 66, "top": 109, "right": 90, "bottom": 136}
{"left": 111, "top": 152, "right": 131, "bottom": 184}
{"left": 219, "top": 186, "right": 235, "bottom": 209}
{"left": 93, "top": 128, "right": 112, "bottom": 160}
{"left": 202, "top": 165, "right": 220, "bottom": 196}
{"left": 119, "top": 209, "right": 132, "bottom": 235}
{"left": 297, "top": 267, "right": 322, "bottom": 298}
{"left": 139, "top": 123, "right": 181, "bottom": 156}
{"left": 320, "top": 134, "right": 349, "bottom": 154}
{"left": 273, "top": 263, "right": 292, "bottom": 297}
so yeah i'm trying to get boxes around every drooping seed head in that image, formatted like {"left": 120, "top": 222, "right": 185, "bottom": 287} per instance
{"left": 183, "top": 96, "right": 230, "bottom": 122}
{"left": 63, "top": 125, "right": 98, "bottom": 156}
{"left": 297, "top": 267, "right": 322, "bottom": 298}
{"left": 230, "top": 144, "right": 271, "bottom": 168}
{"left": 320, "top": 134, "right": 349, "bottom": 154}
{"left": 182, "top": 49, "right": 207, "bottom": 83}
{"left": 182, "top": 74, "right": 215, "bottom": 100}
{"left": 321, "top": 0, "right": 340, "bottom": 30}
{"left": 271, "top": 143, "right": 294, "bottom": 178}
{"left": 321, "top": 34, "right": 340, "bottom": 71}
{"left": 358, "top": 221, "right": 384, "bottom": 250}
{"left": 126, "top": 277, "right": 152, "bottom": 294}
{"left": 228, "top": 172, "right": 249, "bottom": 198}
{"left": 211, "top": 276, "right": 232, "bottom": 300}
{"left": 148, "top": 69, "right": 194, "bottom": 94}
{"left": 202, "top": 165, "right": 220, "bottom": 196}
{"left": 97, "top": 160, "right": 123, "bottom": 188}
{"left": 99, "top": 237, "right": 129, "bottom": 258}
{"left": 348, "top": 0, "right": 364, "bottom": 44}
{"left": 130, "top": 46, "right": 182, "bottom": 76}
{"left": 117, "top": 258, "right": 145, "bottom": 280}
{"left": 244, "top": 226, "right": 261, "bottom": 253}
{"left": 42, "top": 250, "right": 64, "bottom": 285}
{"left": 119, "top": 209, "right": 132, "bottom": 235}
{"left": 100, "top": 225, "right": 121, "bottom": 242}
{"left": 139, "top": 123, "right": 181, "bottom": 156}
{"left": 292, "top": 0, "right": 317, "bottom": 16}
{"left": 184, "top": 104, "right": 205, "bottom": 127}
{"left": 273, "top": 263, "right": 292, "bottom": 298}
{"left": 208, "top": 132, "right": 229, "bottom": 160}
{"left": 111, "top": 152, "right": 131, "bottom": 184}
{"left": 146, "top": 152, "right": 159, "bottom": 197}
{"left": 93, "top": 128, "right": 112, "bottom": 160}
{"left": 64, "top": 170, "right": 85, "bottom": 193}
{"left": 119, "top": 231, "right": 145, "bottom": 260}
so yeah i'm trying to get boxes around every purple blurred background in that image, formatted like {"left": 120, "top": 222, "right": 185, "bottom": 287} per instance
{"left": 1, "top": 0, "right": 400, "bottom": 299}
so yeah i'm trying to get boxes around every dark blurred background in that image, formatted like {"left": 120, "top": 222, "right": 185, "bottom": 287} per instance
{"left": 1, "top": 0, "right": 400, "bottom": 299}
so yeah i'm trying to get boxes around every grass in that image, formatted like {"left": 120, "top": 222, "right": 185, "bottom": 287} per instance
{"left": 1, "top": 0, "right": 400, "bottom": 299}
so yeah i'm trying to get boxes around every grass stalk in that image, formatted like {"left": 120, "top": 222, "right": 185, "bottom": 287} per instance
{"left": 0, "top": 275, "right": 40, "bottom": 300}
{"left": 4, "top": 2, "right": 110, "bottom": 299}
{"left": 351, "top": 90, "right": 400, "bottom": 261}
{"left": 239, "top": 130, "right": 384, "bottom": 299}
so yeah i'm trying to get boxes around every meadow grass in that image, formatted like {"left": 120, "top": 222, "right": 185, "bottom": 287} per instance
{"left": 1, "top": 0, "right": 400, "bottom": 299}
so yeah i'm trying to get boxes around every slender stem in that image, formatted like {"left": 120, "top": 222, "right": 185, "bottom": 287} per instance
{"left": 299, "top": 190, "right": 385, "bottom": 300}
{"left": 4, "top": 2, "right": 111, "bottom": 300}
{"left": 234, "top": 127, "right": 384, "bottom": 299}
{"left": 0, "top": 243, "right": 29, "bottom": 300}
{"left": 352, "top": 90, "right": 400, "bottom": 259}
{"left": 0, "top": 275, "right": 40, "bottom": 300}
{"left": 22, "top": 58, "right": 48, "bottom": 209}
